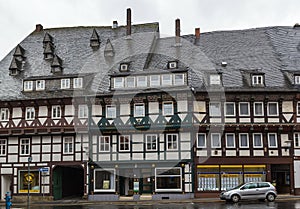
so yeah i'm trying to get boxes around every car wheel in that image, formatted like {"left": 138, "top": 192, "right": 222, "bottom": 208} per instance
{"left": 266, "top": 193, "right": 275, "bottom": 202}
{"left": 231, "top": 194, "right": 240, "bottom": 203}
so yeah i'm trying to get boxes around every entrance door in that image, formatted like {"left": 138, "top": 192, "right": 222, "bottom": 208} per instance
{"left": 141, "top": 169, "right": 152, "bottom": 194}
{"left": 1, "top": 175, "right": 12, "bottom": 200}
{"left": 271, "top": 164, "right": 291, "bottom": 194}
{"left": 53, "top": 167, "right": 63, "bottom": 200}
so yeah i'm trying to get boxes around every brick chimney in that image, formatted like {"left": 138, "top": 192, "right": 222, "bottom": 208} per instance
{"left": 175, "top": 19, "right": 181, "bottom": 44}
{"left": 126, "top": 8, "right": 131, "bottom": 36}
{"left": 35, "top": 24, "right": 43, "bottom": 32}
{"left": 195, "top": 28, "right": 200, "bottom": 39}
{"left": 113, "top": 21, "right": 118, "bottom": 29}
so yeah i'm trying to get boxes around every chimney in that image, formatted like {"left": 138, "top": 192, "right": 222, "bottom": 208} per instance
{"left": 195, "top": 28, "right": 200, "bottom": 39}
{"left": 175, "top": 19, "right": 181, "bottom": 44}
{"left": 35, "top": 24, "right": 43, "bottom": 32}
{"left": 113, "top": 21, "right": 118, "bottom": 29}
{"left": 126, "top": 8, "right": 132, "bottom": 36}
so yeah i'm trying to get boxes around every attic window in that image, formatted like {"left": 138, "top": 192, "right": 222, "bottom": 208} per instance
{"left": 252, "top": 75, "right": 264, "bottom": 86}
{"left": 295, "top": 75, "right": 300, "bottom": 84}
{"left": 24, "top": 81, "right": 33, "bottom": 91}
{"left": 209, "top": 74, "right": 221, "bottom": 85}
{"left": 168, "top": 61, "right": 178, "bottom": 69}
{"left": 120, "top": 63, "right": 129, "bottom": 72}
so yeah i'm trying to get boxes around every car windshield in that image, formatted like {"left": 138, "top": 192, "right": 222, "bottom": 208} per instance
{"left": 227, "top": 183, "right": 245, "bottom": 191}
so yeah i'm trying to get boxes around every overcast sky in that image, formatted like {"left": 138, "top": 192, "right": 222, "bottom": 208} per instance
{"left": 0, "top": 0, "right": 299, "bottom": 60}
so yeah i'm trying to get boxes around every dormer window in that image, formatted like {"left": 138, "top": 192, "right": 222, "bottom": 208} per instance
{"left": 209, "top": 74, "right": 221, "bottom": 85}
{"left": 113, "top": 77, "right": 124, "bottom": 88}
{"left": 36, "top": 80, "right": 45, "bottom": 91}
{"left": 252, "top": 74, "right": 264, "bottom": 86}
{"left": 120, "top": 63, "right": 129, "bottom": 72}
{"left": 295, "top": 75, "right": 300, "bottom": 84}
{"left": 61, "top": 78, "right": 70, "bottom": 89}
{"left": 23, "top": 81, "right": 33, "bottom": 91}
{"left": 168, "top": 61, "right": 178, "bottom": 69}
{"left": 73, "top": 78, "right": 83, "bottom": 89}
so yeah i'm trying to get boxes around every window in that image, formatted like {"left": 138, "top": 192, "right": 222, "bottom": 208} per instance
{"left": 24, "top": 81, "right": 33, "bottom": 91}
{"left": 294, "top": 133, "right": 300, "bottom": 148}
{"left": 268, "top": 133, "right": 277, "bottom": 148}
{"left": 167, "top": 134, "right": 178, "bottom": 150}
{"left": 78, "top": 105, "right": 88, "bottom": 118}
{"left": 253, "top": 133, "right": 263, "bottom": 148}
{"left": 125, "top": 77, "right": 135, "bottom": 88}
{"left": 0, "top": 108, "right": 9, "bottom": 121}
{"left": 99, "top": 136, "right": 110, "bottom": 152}
{"left": 168, "top": 61, "right": 178, "bottom": 69}
{"left": 239, "top": 133, "right": 249, "bottom": 148}
{"left": 25, "top": 107, "right": 35, "bottom": 120}
{"left": 163, "top": 102, "right": 173, "bottom": 116}
{"left": 211, "top": 133, "right": 221, "bottom": 148}
{"left": 73, "top": 78, "right": 83, "bottom": 89}
{"left": 113, "top": 77, "right": 124, "bottom": 88}
{"left": 137, "top": 76, "right": 147, "bottom": 87}
{"left": 63, "top": 136, "right": 73, "bottom": 154}
{"left": 210, "top": 74, "right": 221, "bottom": 85}
{"left": 119, "top": 135, "right": 130, "bottom": 151}
{"left": 20, "top": 138, "right": 30, "bottom": 155}
{"left": 134, "top": 103, "right": 145, "bottom": 117}
{"left": 146, "top": 135, "right": 157, "bottom": 151}
{"left": 209, "top": 102, "right": 221, "bottom": 116}
{"left": 120, "top": 63, "right": 129, "bottom": 72}
{"left": 19, "top": 170, "right": 40, "bottom": 193}
{"left": 197, "top": 133, "right": 206, "bottom": 148}
{"left": 268, "top": 102, "right": 278, "bottom": 116}
{"left": 252, "top": 75, "right": 264, "bottom": 85}
{"left": 162, "top": 74, "right": 172, "bottom": 86}
{"left": 150, "top": 75, "right": 160, "bottom": 87}
{"left": 94, "top": 169, "right": 116, "bottom": 192}
{"left": 225, "top": 102, "right": 235, "bottom": 116}
{"left": 106, "top": 105, "right": 116, "bottom": 118}
{"left": 0, "top": 139, "right": 7, "bottom": 155}
{"left": 297, "top": 102, "right": 300, "bottom": 116}
{"left": 174, "top": 74, "right": 184, "bottom": 85}
{"left": 52, "top": 106, "right": 61, "bottom": 119}
{"left": 61, "top": 78, "right": 70, "bottom": 89}
{"left": 254, "top": 102, "right": 264, "bottom": 116}
{"left": 239, "top": 102, "right": 250, "bottom": 116}
{"left": 225, "top": 133, "right": 235, "bottom": 148}
{"left": 155, "top": 168, "right": 182, "bottom": 192}
{"left": 295, "top": 75, "right": 300, "bottom": 84}
{"left": 36, "top": 80, "right": 45, "bottom": 90}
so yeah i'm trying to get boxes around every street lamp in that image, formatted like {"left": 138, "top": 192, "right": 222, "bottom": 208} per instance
{"left": 27, "top": 156, "right": 32, "bottom": 208}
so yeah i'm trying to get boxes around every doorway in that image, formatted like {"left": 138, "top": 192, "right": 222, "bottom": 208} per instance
{"left": 141, "top": 169, "right": 152, "bottom": 194}
{"left": 52, "top": 165, "right": 84, "bottom": 200}
{"left": 1, "top": 175, "right": 12, "bottom": 200}
{"left": 271, "top": 164, "right": 291, "bottom": 194}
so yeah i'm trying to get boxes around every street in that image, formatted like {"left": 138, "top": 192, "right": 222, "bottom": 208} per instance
{"left": 8, "top": 200, "right": 299, "bottom": 209}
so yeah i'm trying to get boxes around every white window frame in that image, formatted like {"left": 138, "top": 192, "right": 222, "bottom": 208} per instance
{"left": 225, "top": 102, "right": 235, "bottom": 116}
{"left": 210, "top": 74, "right": 221, "bottom": 85}
{"left": 167, "top": 134, "right": 178, "bottom": 150}
{"left": 209, "top": 102, "right": 221, "bottom": 116}
{"left": 73, "top": 78, "right": 83, "bottom": 89}
{"left": 120, "top": 63, "right": 129, "bottom": 72}
{"left": 252, "top": 75, "right": 264, "bottom": 85}
{"left": 253, "top": 133, "right": 263, "bottom": 148}
{"left": 0, "top": 108, "right": 9, "bottom": 121}
{"left": 174, "top": 74, "right": 184, "bottom": 85}
{"left": 25, "top": 107, "right": 35, "bottom": 120}
{"left": 294, "top": 133, "right": 300, "bottom": 148}
{"left": 297, "top": 102, "right": 300, "bottom": 116}
{"left": 137, "top": 76, "right": 147, "bottom": 87}
{"left": 125, "top": 77, "right": 135, "bottom": 88}
{"left": 35, "top": 80, "right": 45, "bottom": 91}
{"left": 268, "top": 133, "right": 277, "bottom": 148}
{"left": 20, "top": 138, "right": 30, "bottom": 155}
{"left": 61, "top": 78, "right": 70, "bottom": 89}
{"left": 239, "top": 133, "right": 249, "bottom": 148}
{"left": 146, "top": 135, "right": 158, "bottom": 151}
{"left": 78, "top": 105, "right": 88, "bottom": 119}
{"left": 295, "top": 75, "right": 300, "bottom": 84}
{"left": 106, "top": 105, "right": 116, "bottom": 118}
{"left": 99, "top": 136, "right": 110, "bottom": 152}
{"left": 211, "top": 133, "right": 221, "bottom": 148}
{"left": 119, "top": 135, "right": 130, "bottom": 152}
{"left": 197, "top": 133, "right": 206, "bottom": 148}
{"left": 0, "top": 139, "right": 7, "bottom": 156}
{"left": 63, "top": 136, "right": 74, "bottom": 154}
{"left": 162, "top": 102, "right": 174, "bottom": 116}
{"left": 52, "top": 105, "right": 61, "bottom": 119}
{"left": 155, "top": 167, "right": 182, "bottom": 192}
{"left": 162, "top": 74, "right": 172, "bottom": 86}
{"left": 134, "top": 103, "right": 145, "bottom": 117}
{"left": 225, "top": 133, "right": 235, "bottom": 148}
{"left": 150, "top": 75, "right": 160, "bottom": 87}
{"left": 267, "top": 102, "right": 278, "bottom": 116}
{"left": 239, "top": 102, "right": 250, "bottom": 116}
{"left": 24, "top": 81, "right": 33, "bottom": 91}
{"left": 168, "top": 61, "right": 178, "bottom": 69}
{"left": 113, "top": 77, "right": 124, "bottom": 89}
{"left": 94, "top": 168, "right": 116, "bottom": 192}
{"left": 254, "top": 102, "right": 264, "bottom": 116}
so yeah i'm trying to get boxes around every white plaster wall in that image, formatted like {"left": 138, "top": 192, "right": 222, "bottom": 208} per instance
{"left": 52, "top": 154, "right": 61, "bottom": 161}
{"left": 280, "top": 134, "right": 289, "bottom": 147}
{"left": 38, "top": 106, "right": 48, "bottom": 117}
{"left": 8, "top": 145, "right": 18, "bottom": 154}
{"left": 177, "top": 100, "right": 188, "bottom": 112}
{"left": 181, "top": 152, "right": 191, "bottom": 159}
{"left": 42, "top": 154, "right": 50, "bottom": 162}
{"left": 120, "top": 104, "right": 130, "bottom": 115}
{"left": 269, "top": 150, "right": 278, "bottom": 156}
{"left": 254, "top": 118, "right": 265, "bottom": 123}
{"left": 253, "top": 150, "right": 264, "bottom": 156}
{"left": 194, "top": 101, "right": 206, "bottom": 112}
{"left": 282, "top": 101, "right": 293, "bottom": 112}
{"left": 268, "top": 118, "right": 279, "bottom": 123}
{"left": 65, "top": 105, "right": 74, "bottom": 116}
{"left": 294, "top": 161, "right": 300, "bottom": 188}
{"left": 32, "top": 145, "right": 40, "bottom": 153}
{"left": 8, "top": 155, "right": 17, "bottom": 163}
{"left": 181, "top": 142, "right": 191, "bottom": 151}
{"left": 1, "top": 168, "right": 12, "bottom": 174}
{"left": 63, "top": 156, "right": 73, "bottom": 161}
{"left": 149, "top": 102, "right": 159, "bottom": 114}
{"left": 239, "top": 150, "right": 250, "bottom": 156}
{"left": 240, "top": 118, "right": 251, "bottom": 123}
{"left": 132, "top": 153, "right": 143, "bottom": 160}
{"left": 133, "top": 143, "right": 143, "bottom": 152}
{"left": 166, "top": 152, "right": 178, "bottom": 160}
{"left": 146, "top": 153, "right": 158, "bottom": 160}
{"left": 119, "top": 153, "right": 130, "bottom": 161}
{"left": 12, "top": 108, "right": 22, "bottom": 118}
{"left": 42, "top": 136, "right": 51, "bottom": 143}
{"left": 92, "top": 105, "right": 102, "bottom": 116}
{"left": 226, "top": 150, "right": 236, "bottom": 156}
{"left": 197, "top": 150, "right": 207, "bottom": 156}
{"left": 132, "top": 134, "right": 143, "bottom": 143}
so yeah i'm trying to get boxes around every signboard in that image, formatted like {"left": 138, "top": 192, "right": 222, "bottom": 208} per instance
{"left": 39, "top": 167, "right": 49, "bottom": 173}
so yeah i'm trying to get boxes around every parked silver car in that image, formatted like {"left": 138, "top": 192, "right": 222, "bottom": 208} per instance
{"left": 220, "top": 182, "right": 277, "bottom": 203}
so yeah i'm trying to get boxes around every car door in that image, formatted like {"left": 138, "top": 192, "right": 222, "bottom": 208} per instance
{"left": 239, "top": 183, "right": 258, "bottom": 200}
{"left": 258, "top": 182, "right": 271, "bottom": 198}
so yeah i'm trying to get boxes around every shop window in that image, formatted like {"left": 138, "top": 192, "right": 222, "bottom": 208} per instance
{"left": 125, "top": 77, "right": 135, "bottom": 88}
{"left": 268, "top": 133, "right": 277, "bottom": 148}
{"left": 209, "top": 102, "right": 221, "bottom": 116}
{"left": 137, "top": 76, "right": 147, "bottom": 87}
{"left": 36, "top": 80, "right": 45, "bottom": 90}
{"left": 244, "top": 165, "right": 266, "bottom": 183}
{"left": 20, "top": 138, "right": 30, "bottom": 155}
{"left": 253, "top": 133, "right": 263, "bottom": 148}
{"left": 52, "top": 105, "right": 61, "bottom": 119}
{"left": 119, "top": 135, "right": 130, "bottom": 151}
{"left": 211, "top": 133, "right": 221, "bottom": 148}
{"left": 61, "top": 78, "right": 70, "bottom": 89}
{"left": 225, "top": 102, "right": 235, "bottom": 116}
{"left": 197, "top": 133, "right": 206, "bottom": 148}
{"left": 239, "top": 102, "right": 250, "bottom": 116}
{"left": 73, "top": 78, "right": 83, "bottom": 89}
{"left": 134, "top": 103, "right": 145, "bottom": 117}
{"left": 197, "top": 165, "right": 220, "bottom": 191}
{"left": 63, "top": 136, "right": 73, "bottom": 154}
{"left": 167, "top": 134, "right": 178, "bottom": 150}
{"left": 99, "top": 136, "right": 110, "bottom": 152}
{"left": 294, "top": 133, "right": 300, "bottom": 148}
{"left": 163, "top": 102, "right": 173, "bottom": 116}
{"left": 155, "top": 168, "right": 182, "bottom": 192}
{"left": 239, "top": 133, "right": 249, "bottom": 148}
{"left": 254, "top": 102, "right": 264, "bottom": 116}
{"left": 225, "top": 133, "right": 235, "bottom": 148}
{"left": 146, "top": 135, "right": 157, "bottom": 151}
{"left": 268, "top": 102, "right": 278, "bottom": 116}
{"left": 106, "top": 105, "right": 116, "bottom": 118}
{"left": 220, "top": 165, "right": 243, "bottom": 191}
{"left": 19, "top": 170, "right": 40, "bottom": 193}
{"left": 25, "top": 107, "right": 35, "bottom": 120}
{"left": 94, "top": 169, "right": 116, "bottom": 192}
{"left": 0, "top": 108, "right": 9, "bottom": 121}
{"left": 24, "top": 81, "right": 33, "bottom": 91}
{"left": 78, "top": 105, "right": 88, "bottom": 119}
{"left": 0, "top": 139, "right": 7, "bottom": 156}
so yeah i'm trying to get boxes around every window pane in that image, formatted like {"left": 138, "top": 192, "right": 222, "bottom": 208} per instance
{"left": 106, "top": 106, "right": 116, "bottom": 118}
{"left": 197, "top": 134, "right": 206, "bottom": 148}
{"left": 167, "top": 134, "right": 178, "bottom": 150}
{"left": 137, "top": 76, "right": 147, "bottom": 87}
{"left": 114, "top": 77, "right": 124, "bottom": 88}
{"left": 94, "top": 169, "right": 115, "bottom": 191}
{"left": 253, "top": 134, "right": 262, "bottom": 147}
{"left": 162, "top": 74, "right": 172, "bottom": 86}
{"left": 150, "top": 75, "right": 160, "bottom": 86}
{"left": 268, "top": 103, "right": 278, "bottom": 116}
{"left": 126, "top": 77, "right": 135, "bottom": 88}
{"left": 268, "top": 134, "right": 277, "bottom": 147}
{"left": 226, "top": 134, "right": 235, "bottom": 148}
{"left": 254, "top": 103, "right": 263, "bottom": 116}
{"left": 146, "top": 135, "right": 157, "bottom": 150}
{"left": 134, "top": 104, "right": 145, "bottom": 117}
{"left": 295, "top": 133, "right": 300, "bottom": 147}
{"left": 163, "top": 102, "right": 173, "bottom": 116}
{"left": 211, "top": 134, "right": 221, "bottom": 148}
{"left": 240, "top": 103, "right": 249, "bottom": 116}
{"left": 210, "top": 103, "right": 221, "bottom": 116}
{"left": 174, "top": 74, "right": 184, "bottom": 85}
{"left": 225, "top": 103, "right": 235, "bottom": 116}
{"left": 240, "top": 134, "right": 248, "bottom": 147}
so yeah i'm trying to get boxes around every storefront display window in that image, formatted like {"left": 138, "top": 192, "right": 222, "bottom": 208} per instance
{"left": 220, "top": 165, "right": 243, "bottom": 191}
{"left": 19, "top": 170, "right": 40, "bottom": 193}
{"left": 155, "top": 168, "right": 182, "bottom": 192}
{"left": 244, "top": 165, "right": 266, "bottom": 183}
{"left": 197, "top": 165, "right": 220, "bottom": 191}
{"left": 94, "top": 169, "right": 116, "bottom": 192}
